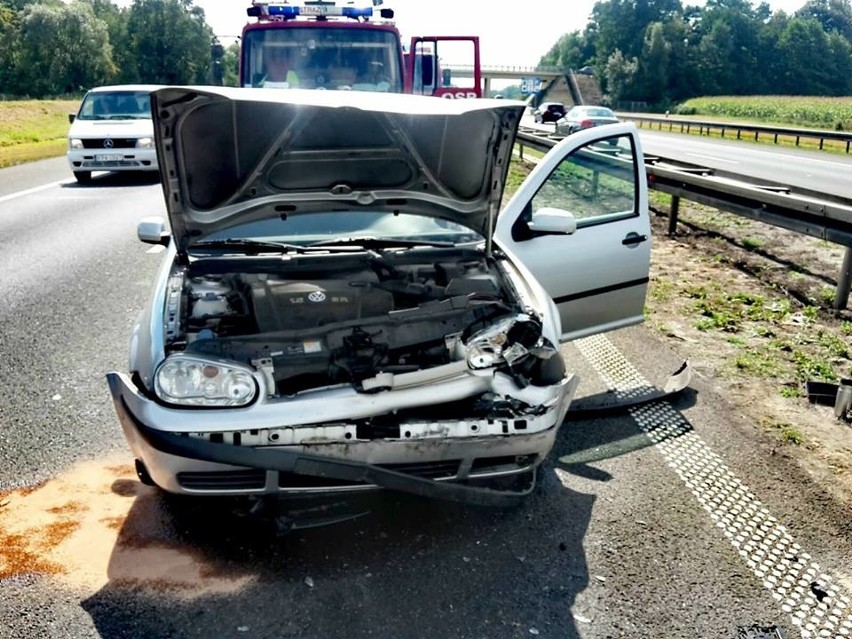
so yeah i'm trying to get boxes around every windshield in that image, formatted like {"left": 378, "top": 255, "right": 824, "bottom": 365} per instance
{"left": 584, "top": 108, "right": 616, "bottom": 117}
{"left": 76, "top": 91, "right": 151, "bottom": 121}
{"left": 194, "top": 211, "right": 481, "bottom": 250}
{"left": 241, "top": 25, "right": 403, "bottom": 92}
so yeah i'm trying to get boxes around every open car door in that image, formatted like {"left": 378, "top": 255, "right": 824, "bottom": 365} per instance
{"left": 494, "top": 123, "right": 651, "bottom": 342}
{"left": 408, "top": 36, "right": 481, "bottom": 98}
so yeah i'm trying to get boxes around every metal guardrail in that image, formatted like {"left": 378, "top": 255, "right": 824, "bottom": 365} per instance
{"left": 515, "top": 128, "right": 852, "bottom": 310}
{"left": 620, "top": 114, "right": 852, "bottom": 153}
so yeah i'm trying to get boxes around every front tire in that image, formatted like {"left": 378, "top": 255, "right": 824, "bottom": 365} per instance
{"left": 73, "top": 171, "right": 91, "bottom": 183}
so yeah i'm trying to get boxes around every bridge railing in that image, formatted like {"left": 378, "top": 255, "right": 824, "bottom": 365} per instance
{"left": 444, "top": 64, "right": 565, "bottom": 75}
{"left": 515, "top": 127, "right": 852, "bottom": 309}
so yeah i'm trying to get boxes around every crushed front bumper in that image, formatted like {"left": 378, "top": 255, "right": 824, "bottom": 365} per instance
{"left": 106, "top": 371, "right": 578, "bottom": 507}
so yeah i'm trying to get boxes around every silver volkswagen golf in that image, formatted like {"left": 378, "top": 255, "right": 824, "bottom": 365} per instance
{"left": 107, "top": 87, "right": 650, "bottom": 506}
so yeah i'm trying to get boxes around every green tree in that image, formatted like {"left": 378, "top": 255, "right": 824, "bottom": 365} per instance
{"left": 13, "top": 1, "right": 116, "bottom": 97}
{"left": 604, "top": 49, "right": 639, "bottom": 104}
{"left": 778, "top": 17, "right": 838, "bottom": 94}
{"left": 0, "top": 0, "right": 44, "bottom": 10}
{"left": 221, "top": 40, "right": 239, "bottom": 87}
{"left": 635, "top": 21, "right": 670, "bottom": 102}
{"left": 797, "top": 0, "right": 852, "bottom": 39}
{"left": 695, "top": 21, "right": 736, "bottom": 94}
{"left": 126, "top": 0, "right": 213, "bottom": 84}
{"left": 539, "top": 31, "right": 593, "bottom": 71}
{"left": 0, "top": 4, "right": 19, "bottom": 94}
{"left": 660, "top": 16, "right": 697, "bottom": 101}
{"left": 86, "top": 0, "right": 138, "bottom": 83}
{"left": 591, "top": 0, "right": 682, "bottom": 70}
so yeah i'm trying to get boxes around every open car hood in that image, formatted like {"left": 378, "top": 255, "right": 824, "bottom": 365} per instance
{"left": 150, "top": 87, "right": 525, "bottom": 253}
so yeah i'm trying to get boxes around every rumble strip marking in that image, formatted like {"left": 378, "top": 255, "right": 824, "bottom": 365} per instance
{"left": 576, "top": 333, "right": 852, "bottom": 639}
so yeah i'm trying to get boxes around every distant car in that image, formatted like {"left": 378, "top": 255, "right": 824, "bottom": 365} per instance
{"left": 66, "top": 84, "right": 161, "bottom": 183}
{"left": 106, "top": 87, "right": 652, "bottom": 506}
{"left": 533, "top": 102, "right": 566, "bottom": 124}
{"left": 556, "top": 105, "right": 619, "bottom": 135}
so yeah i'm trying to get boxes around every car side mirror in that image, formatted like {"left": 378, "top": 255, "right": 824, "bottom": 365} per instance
{"left": 137, "top": 216, "right": 171, "bottom": 246}
{"left": 528, "top": 207, "right": 577, "bottom": 235}
{"left": 68, "top": 114, "right": 76, "bottom": 124}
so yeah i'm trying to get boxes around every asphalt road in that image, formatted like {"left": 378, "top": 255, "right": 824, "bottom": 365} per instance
{"left": 1, "top": 161, "right": 852, "bottom": 639}
{"left": 638, "top": 129, "right": 852, "bottom": 200}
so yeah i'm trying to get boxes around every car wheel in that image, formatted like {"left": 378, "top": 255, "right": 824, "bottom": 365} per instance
{"left": 73, "top": 171, "right": 92, "bottom": 183}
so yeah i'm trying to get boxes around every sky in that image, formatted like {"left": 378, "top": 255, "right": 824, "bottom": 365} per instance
{"left": 194, "top": 0, "right": 810, "bottom": 67}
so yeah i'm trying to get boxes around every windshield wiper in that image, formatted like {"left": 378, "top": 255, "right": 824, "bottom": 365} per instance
{"left": 309, "top": 236, "right": 454, "bottom": 249}
{"left": 191, "top": 239, "right": 309, "bottom": 254}
{"left": 191, "top": 239, "right": 371, "bottom": 255}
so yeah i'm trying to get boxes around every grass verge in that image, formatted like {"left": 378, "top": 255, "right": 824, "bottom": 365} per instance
{"left": 0, "top": 100, "right": 80, "bottom": 168}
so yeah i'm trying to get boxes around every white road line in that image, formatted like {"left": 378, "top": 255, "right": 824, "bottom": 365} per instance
{"left": 687, "top": 152, "right": 740, "bottom": 165}
{"left": 0, "top": 179, "right": 71, "bottom": 204}
{"left": 146, "top": 245, "right": 166, "bottom": 254}
{"left": 576, "top": 333, "right": 852, "bottom": 638}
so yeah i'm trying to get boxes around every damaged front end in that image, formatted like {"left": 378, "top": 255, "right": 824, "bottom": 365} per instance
{"left": 108, "top": 245, "right": 577, "bottom": 504}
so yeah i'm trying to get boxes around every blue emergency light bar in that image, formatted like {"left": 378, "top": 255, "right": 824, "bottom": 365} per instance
{"left": 248, "top": 3, "right": 390, "bottom": 20}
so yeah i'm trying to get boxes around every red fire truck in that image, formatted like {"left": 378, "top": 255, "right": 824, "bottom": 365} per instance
{"left": 239, "top": 1, "right": 482, "bottom": 97}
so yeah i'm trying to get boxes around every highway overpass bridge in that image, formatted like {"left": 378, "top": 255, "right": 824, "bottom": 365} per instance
{"left": 444, "top": 64, "right": 563, "bottom": 97}
{"left": 443, "top": 64, "right": 602, "bottom": 105}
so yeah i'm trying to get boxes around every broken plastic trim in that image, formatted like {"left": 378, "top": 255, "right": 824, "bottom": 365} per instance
{"left": 566, "top": 360, "right": 692, "bottom": 418}
{"left": 107, "top": 374, "right": 535, "bottom": 508}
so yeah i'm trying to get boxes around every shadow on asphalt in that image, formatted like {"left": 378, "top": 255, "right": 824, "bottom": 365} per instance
{"left": 81, "top": 466, "right": 593, "bottom": 638}
{"left": 61, "top": 171, "right": 161, "bottom": 189}
{"left": 556, "top": 387, "right": 697, "bottom": 480}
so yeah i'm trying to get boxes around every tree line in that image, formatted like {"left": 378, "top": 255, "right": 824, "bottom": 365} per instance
{"left": 539, "top": 0, "right": 852, "bottom": 108}
{"left": 0, "top": 0, "right": 240, "bottom": 98}
{"left": 3, "top": 0, "right": 852, "bottom": 103}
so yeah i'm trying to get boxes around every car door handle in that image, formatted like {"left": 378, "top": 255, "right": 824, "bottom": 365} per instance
{"left": 622, "top": 232, "right": 648, "bottom": 246}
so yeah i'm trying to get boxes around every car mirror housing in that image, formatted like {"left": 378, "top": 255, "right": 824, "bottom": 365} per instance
{"left": 68, "top": 113, "right": 76, "bottom": 124}
{"left": 137, "top": 216, "right": 171, "bottom": 246}
{"left": 528, "top": 207, "right": 577, "bottom": 235}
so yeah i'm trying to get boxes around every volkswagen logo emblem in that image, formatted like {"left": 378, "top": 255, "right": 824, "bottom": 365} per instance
{"left": 307, "top": 291, "right": 326, "bottom": 303}
{"left": 103, "top": 138, "right": 114, "bottom": 148}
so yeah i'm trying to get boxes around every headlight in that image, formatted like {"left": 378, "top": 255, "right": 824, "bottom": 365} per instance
{"left": 154, "top": 355, "right": 257, "bottom": 407}
{"left": 136, "top": 137, "right": 154, "bottom": 148}
{"left": 465, "top": 314, "right": 542, "bottom": 370}
{"left": 69, "top": 138, "right": 83, "bottom": 149}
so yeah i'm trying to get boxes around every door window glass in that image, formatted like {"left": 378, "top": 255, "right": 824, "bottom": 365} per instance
{"left": 531, "top": 133, "right": 637, "bottom": 226}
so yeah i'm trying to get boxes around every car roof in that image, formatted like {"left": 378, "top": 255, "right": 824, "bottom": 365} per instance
{"left": 87, "top": 84, "right": 165, "bottom": 93}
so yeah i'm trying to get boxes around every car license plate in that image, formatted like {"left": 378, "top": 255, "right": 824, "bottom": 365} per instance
{"left": 95, "top": 153, "right": 122, "bottom": 161}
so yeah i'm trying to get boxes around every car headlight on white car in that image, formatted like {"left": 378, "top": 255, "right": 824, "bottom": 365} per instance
{"left": 465, "top": 314, "right": 546, "bottom": 369}
{"left": 135, "top": 137, "right": 154, "bottom": 148}
{"left": 69, "top": 138, "right": 83, "bottom": 149}
{"left": 154, "top": 355, "right": 258, "bottom": 407}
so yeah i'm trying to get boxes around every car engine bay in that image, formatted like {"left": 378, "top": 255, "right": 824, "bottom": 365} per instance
{"left": 162, "top": 247, "right": 563, "bottom": 398}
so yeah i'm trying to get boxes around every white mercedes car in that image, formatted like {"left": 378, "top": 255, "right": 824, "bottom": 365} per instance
{"left": 106, "top": 87, "right": 650, "bottom": 506}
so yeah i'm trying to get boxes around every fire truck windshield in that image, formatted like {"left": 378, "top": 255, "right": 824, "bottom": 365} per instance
{"left": 242, "top": 27, "right": 403, "bottom": 92}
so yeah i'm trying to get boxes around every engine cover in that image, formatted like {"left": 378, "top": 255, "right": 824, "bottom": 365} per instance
{"left": 250, "top": 272, "right": 394, "bottom": 332}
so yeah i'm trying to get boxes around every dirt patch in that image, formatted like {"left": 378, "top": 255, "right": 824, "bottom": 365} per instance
{"left": 646, "top": 197, "right": 852, "bottom": 510}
